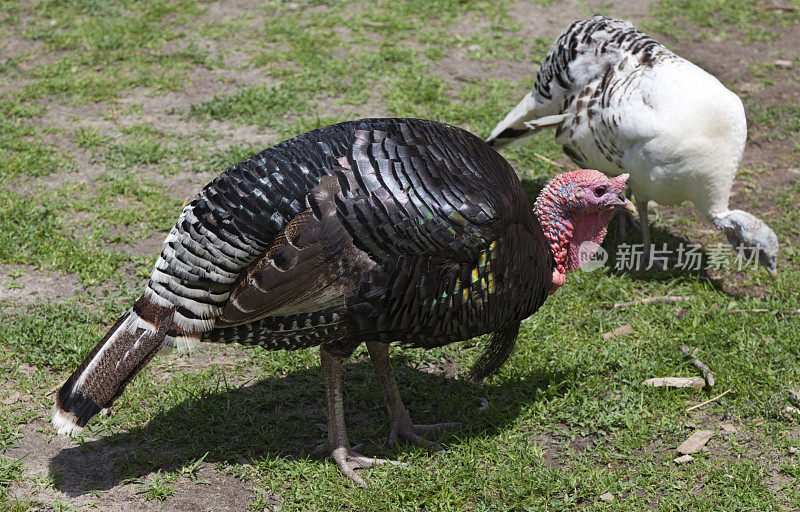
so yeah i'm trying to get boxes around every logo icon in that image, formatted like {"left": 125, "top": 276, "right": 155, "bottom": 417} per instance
{"left": 578, "top": 241, "right": 607, "bottom": 272}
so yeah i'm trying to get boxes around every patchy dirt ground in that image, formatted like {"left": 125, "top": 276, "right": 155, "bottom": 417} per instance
{"left": 7, "top": 419, "right": 258, "bottom": 512}
{"left": 0, "top": 265, "right": 84, "bottom": 305}
{"left": 1, "top": 0, "right": 799, "bottom": 510}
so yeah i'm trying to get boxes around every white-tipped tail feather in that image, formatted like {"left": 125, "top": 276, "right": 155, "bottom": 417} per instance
{"left": 52, "top": 406, "right": 111, "bottom": 437}
{"left": 486, "top": 91, "right": 540, "bottom": 147}
{"left": 53, "top": 297, "right": 179, "bottom": 434}
{"left": 524, "top": 114, "right": 566, "bottom": 131}
{"left": 51, "top": 405, "right": 83, "bottom": 436}
{"left": 160, "top": 334, "right": 201, "bottom": 354}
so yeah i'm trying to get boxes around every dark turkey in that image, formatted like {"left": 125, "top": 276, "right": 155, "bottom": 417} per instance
{"left": 52, "top": 118, "right": 633, "bottom": 485}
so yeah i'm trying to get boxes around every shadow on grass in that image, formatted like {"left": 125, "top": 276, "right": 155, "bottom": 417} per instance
{"left": 602, "top": 214, "right": 727, "bottom": 290}
{"left": 49, "top": 359, "right": 567, "bottom": 496}
{"left": 521, "top": 175, "right": 729, "bottom": 290}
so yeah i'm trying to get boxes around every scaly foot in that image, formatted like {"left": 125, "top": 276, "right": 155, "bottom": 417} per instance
{"left": 389, "top": 413, "right": 462, "bottom": 451}
{"left": 329, "top": 445, "right": 405, "bottom": 486}
{"left": 320, "top": 347, "right": 405, "bottom": 486}
{"left": 366, "top": 341, "right": 463, "bottom": 451}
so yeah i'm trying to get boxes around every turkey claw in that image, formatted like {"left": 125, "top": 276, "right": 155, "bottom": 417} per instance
{"left": 330, "top": 446, "right": 406, "bottom": 486}
{"left": 390, "top": 421, "right": 463, "bottom": 451}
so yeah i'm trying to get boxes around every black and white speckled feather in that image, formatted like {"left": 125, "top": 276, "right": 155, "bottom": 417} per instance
{"left": 486, "top": 16, "right": 778, "bottom": 276}
{"left": 203, "top": 309, "right": 349, "bottom": 351}
{"left": 486, "top": 16, "right": 676, "bottom": 153}
{"left": 531, "top": 16, "right": 672, "bottom": 106}
{"left": 54, "top": 118, "right": 553, "bottom": 435}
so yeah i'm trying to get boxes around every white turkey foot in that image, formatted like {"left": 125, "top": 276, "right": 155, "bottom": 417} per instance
{"left": 320, "top": 346, "right": 403, "bottom": 486}
{"left": 366, "top": 342, "right": 462, "bottom": 451}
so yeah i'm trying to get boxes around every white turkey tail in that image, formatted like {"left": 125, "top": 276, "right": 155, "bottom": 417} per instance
{"left": 524, "top": 114, "right": 567, "bottom": 131}
{"left": 52, "top": 293, "right": 193, "bottom": 435}
{"left": 486, "top": 92, "right": 547, "bottom": 148}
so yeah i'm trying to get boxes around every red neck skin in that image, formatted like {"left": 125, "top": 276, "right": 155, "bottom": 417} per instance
{"left": 534, "top": 200, "right": 614, "bottom": 293}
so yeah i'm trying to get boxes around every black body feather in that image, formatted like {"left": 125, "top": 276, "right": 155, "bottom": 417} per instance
{"left": 56, "top": 118, "right": 553, "bottom": 433}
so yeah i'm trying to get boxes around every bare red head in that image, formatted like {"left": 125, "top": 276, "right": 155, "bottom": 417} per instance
{"left": 534, "top": 169, "right": 635, "bottom": 293}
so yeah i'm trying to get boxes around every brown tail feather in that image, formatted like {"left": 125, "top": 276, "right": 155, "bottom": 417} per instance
{"left": 52, "top": 295, "right": 178, "bottom": 435}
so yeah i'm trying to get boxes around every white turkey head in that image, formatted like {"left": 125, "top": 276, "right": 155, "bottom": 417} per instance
{"left": 713, "top": 209, "right": 778, "bottom": 277}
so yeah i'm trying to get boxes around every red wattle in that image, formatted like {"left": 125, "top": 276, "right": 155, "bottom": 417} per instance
{"left": 549, "top": 269, "right": 566, "bottom": 294}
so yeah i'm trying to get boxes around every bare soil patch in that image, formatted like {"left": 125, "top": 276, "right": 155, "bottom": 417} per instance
{"left": 6, "top": 421, "right": 258, "bottom": 512}
{"left": 507, "top": 0, "right": 658, "bottom": 40}
{"left": 0, "top": 265, "right": 84, "bottom": 305}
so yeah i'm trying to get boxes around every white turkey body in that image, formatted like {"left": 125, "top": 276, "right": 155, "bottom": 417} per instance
{"left": 488, "top": 16, "right": 777, "bottom": 274}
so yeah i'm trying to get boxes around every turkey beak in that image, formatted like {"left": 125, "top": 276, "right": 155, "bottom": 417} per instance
{"left": 610, "top": 192, "right": 637, "bottom": 215}
{"left": 766, "top": 260, "right": 778, "bottom": 279}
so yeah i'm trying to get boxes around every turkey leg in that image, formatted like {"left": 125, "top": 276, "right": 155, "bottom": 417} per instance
{"left": 615, "top": 188, "right": 634, "bottom": 240}
{"left": 636, "top": 197, "right": 665, "bottom": 270}
{"left": 366, "top": 341, "right": 462, "bottom": 450}
{"left": 320, "top": 346, "right": 397, "bottom": 486}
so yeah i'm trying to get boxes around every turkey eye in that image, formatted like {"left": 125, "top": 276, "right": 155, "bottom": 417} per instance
{"left": 594, "top": 186, "right": 606, "bottom": 197}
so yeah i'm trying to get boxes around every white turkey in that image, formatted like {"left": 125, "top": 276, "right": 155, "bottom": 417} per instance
{"left": 487, "top": 16, "right": 778, "bottom": 275}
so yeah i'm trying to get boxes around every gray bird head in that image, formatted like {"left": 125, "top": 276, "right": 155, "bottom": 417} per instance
{"left": 714, "top": 210, "right": 778, "bottom": 277}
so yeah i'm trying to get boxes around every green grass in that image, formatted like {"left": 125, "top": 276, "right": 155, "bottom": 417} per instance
{"left": 0, "top": 297, "right": 129, "bottom": 369}
{"left": 0, "top": 456, "right": 24, "bottom": 499}
{"left": 1, "top": 0, "right": 799, "bottom": 510}
{"left": 0, "top": 189, "right": 127, "bottom": 285}
{"left": 17, "top": 0, "right": 210, "bottom": 104}
{"left": 647, "top": 0, "right": 800, "bottom": 42}
{"left": 746, "top": 100, "right": 800, "bottom": 145}
{"left": 0, "top": 101, "right": 73, "bottom": 182}
{"left": 139, "top": 471, "right": 177, "bottom": 501}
